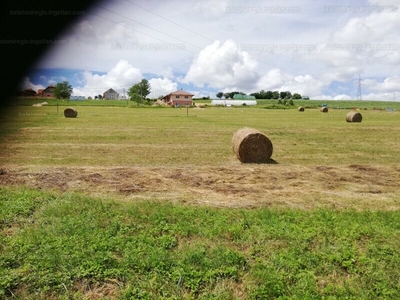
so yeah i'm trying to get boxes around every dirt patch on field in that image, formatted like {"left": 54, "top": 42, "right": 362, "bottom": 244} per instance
{"left": 1, "top": 164, "right": 399, "bottom": 210}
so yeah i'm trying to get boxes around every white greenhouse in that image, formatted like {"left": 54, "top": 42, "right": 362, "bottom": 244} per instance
{"left": 211, "top": 100, "right": 257, "bottom": 106}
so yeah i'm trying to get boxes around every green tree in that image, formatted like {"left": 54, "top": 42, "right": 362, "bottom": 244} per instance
{"left": 272, "top": 91, "right": 279, "bottom": 99}
{"left": 216, "top": 92, "right": 223, "bottom": 99}
{"left": 263, "top": 90, "right": 272, "bottom": 99}
{"left": 128, "top": 79, "right": 151, "bottom": 104}
{"left": 259, "top": 90, "right": 267, "bottom": 99}
{"left": 250, "top": 92, "right": 260, "bottom": 99}
{"left": 292, "top": 93, "right": 302, "bottom": 99}
{"left": 128, "top": 84, "right": 142, "bottom": 104}
{"left": 280, "top": 91, "right": 287, "bottom": 99}
{"left": 98, "top": 94, "right": 102, "bottom": 99}
{"left": 223, "top": 93, "right": 231, "bottom": 99}
{"left": 54, "top": 81, "right": 73, "bottom": 99}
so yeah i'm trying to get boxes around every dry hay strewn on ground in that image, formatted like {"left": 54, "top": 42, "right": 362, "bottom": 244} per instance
{"left": 64, "top": 107, "right": 78, "bottom": 118}
{"left": 232, "top": 128, "right": 273, "bottom": 163}
{"left": 346, "top": 111, "right": 363, "bottom": 122}
{"left": 0, "top": 164, "right": 399, "bottom": 210}
{"left": 320, "top": 107, "right": 328, "bottom": 113}
{"left": 298, "top": 106, "right": 305, "bottom": 112}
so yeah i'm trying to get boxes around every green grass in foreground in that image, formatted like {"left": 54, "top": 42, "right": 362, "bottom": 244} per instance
{"left": 1, "top": 187, "right": 399, "bottom": 299}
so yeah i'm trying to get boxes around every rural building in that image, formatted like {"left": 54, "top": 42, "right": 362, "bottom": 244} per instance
{"left": 37, "top": 85, "right": 55, "bottom": 98}
{"left": 18, "top": 88, "right": 37, "bottom": 97}
{"left": 162, "top": 90, "right": 194, "bottom": 106}
{"left": 103, "top": 88, "right": 119, "bottom": 100}
{"left": 233, "top": 94, "right": 256, "bottom": 100}
{"left": 211, "top": 100, "right": 257, "bottom": 106}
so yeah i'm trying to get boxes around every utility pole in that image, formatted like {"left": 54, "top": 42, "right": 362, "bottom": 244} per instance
{"left": 357, "top": 74, "right": 362, "bottom": 101}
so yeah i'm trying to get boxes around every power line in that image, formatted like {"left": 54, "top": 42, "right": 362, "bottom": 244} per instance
{"left": 94, "top": 4, "right": 208, "bottom": 53}
{"left": 92, "top": 4, "right": 280, "bottom": 74}
{"left": 356, "top": 74, "right": 363, "bottom": 100}
{"left": 125, "top": 0, "right": 214, "bottom": 43}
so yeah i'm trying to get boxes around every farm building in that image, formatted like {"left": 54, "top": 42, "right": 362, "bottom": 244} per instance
{"left": 103, "top": 88, "right": 119, "bottom": 100}
{"left": 18, "top": 88, "right": 37, "bottom": 97}
{"left": 162, "top": 90, "right": 194, "bottom": 106}
{"left": 37, "top": 85, "right": 55, "bottom": 98}
{"left": 211, "top": 100, "right": 257, "bottom": 106}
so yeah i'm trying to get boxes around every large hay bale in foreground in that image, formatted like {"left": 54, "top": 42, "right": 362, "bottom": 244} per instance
{"left": 64, "top": 107, "right": 78, "bottom": 118}
{"left": 232, "top": 128, "right": 273, "bottom": 163}
{"left": 320, "top": 107, "right": 328, "bottom": 113}
{"left": 346, "top": 111, "right": 362, "bottom": 122}
{"left": 298, "top": 106, "right": 305, "bottom": 112}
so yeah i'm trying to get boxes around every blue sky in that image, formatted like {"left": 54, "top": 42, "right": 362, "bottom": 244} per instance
{"left": 20, "top": 0, "right": 400, "bottom": 100}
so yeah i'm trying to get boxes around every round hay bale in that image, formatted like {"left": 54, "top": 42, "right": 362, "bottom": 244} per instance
{"left": 346, "top": 111, "right": 362, "bottom": 122}
{"left": 232, "top": 128, "right": 273, "bottom": 163}
{"left": 64, "top": 107, "right": 78, "bottom": 118}
{"left": 298, "top": 106, "right": 305, "bottom": 112}
{"left": 320, "top": 107, "right": 328, "bottom": 113}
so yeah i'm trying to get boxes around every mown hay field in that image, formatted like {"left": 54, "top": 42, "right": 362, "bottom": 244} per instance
{"left": 0, "top": 104, "right": 399, "bottom": 210}
{"left": 1, "top": 105, "right": 399, "bottom": 166}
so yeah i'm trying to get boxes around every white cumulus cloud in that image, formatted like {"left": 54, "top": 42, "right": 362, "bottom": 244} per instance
{"left": 18, "top": 77, "right": 45, "bottom": 91}
{"left": 182, "top": 40, "right": 259, "bottom": 91}
{"left": 148, "top": 78, "right": 178, "bottom": 98}
{"left": 256, "top": 69, "right": 325, "bottom": 98}
{"left": 73, "top": 60, "right": 142, "bottom": 97}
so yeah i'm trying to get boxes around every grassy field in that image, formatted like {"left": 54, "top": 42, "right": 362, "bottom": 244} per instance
{"left": 1, "top": 187, "right": 399, "bottom": 299}
{"left": 0, "top": 102, "right": 400, "bottom": 299}
{"left": 8, "top": 97, "right": 400, "bottom": 111}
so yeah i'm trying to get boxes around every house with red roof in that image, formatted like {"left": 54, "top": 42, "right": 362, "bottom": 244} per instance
{"left": 162, "top": 89, "right": 194, "bottom": 106}
{"left": 37, "top": 85, "right": 55, "bottom": 98}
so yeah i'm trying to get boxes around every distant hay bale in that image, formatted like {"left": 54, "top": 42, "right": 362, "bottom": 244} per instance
{"left": 298, "top": 106, "right": 305, "bottom": 112}
{"left": 320, "top": 107, "right": 328, "bottom": 113}
{"left": 32, "top": 103, "right": 42, "bottom": 107}
{"left": 232, "top": 128, "right": 273, "bottom": 163}
{"left": 346, "top": 111, "right": 362, "bottom": 122}
{"left": 64, "top": 107, "right": 78, "bottom": 118}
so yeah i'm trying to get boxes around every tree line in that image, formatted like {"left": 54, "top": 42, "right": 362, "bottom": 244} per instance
{"left": 216, "top": 90, "right": 303, "bottom": 100}
{"left": 51, "top": 80, "right": 152, "bottom": 103}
